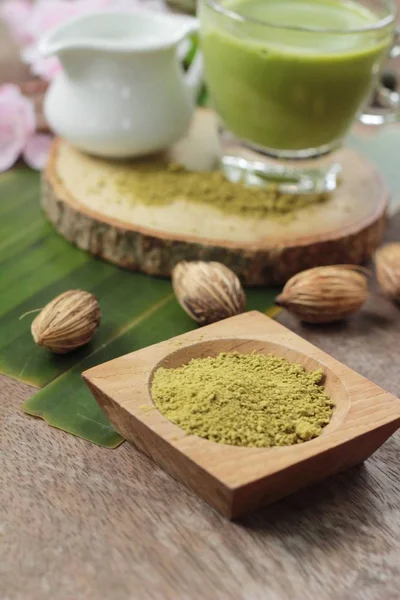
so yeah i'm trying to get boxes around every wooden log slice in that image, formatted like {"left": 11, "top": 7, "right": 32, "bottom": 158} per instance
{"left": 42, "top": 109, "right": 388, "bottom": 286}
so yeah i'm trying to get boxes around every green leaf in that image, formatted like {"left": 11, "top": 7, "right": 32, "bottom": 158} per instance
{"left": 21, "top": 290, "right": 277, "bottom": 447}
{"left": 182, "top": 33, "right": 198, "bottom": 71}
{"left": 0, "top": 167, "right": 278, "bottom": 447}
{"left": 4, "top": 100, "right": 396, "bottom": 447}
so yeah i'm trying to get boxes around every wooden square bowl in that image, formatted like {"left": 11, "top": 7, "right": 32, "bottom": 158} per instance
{"left": 83, "top": 311, "right": 400, "bottom": 519}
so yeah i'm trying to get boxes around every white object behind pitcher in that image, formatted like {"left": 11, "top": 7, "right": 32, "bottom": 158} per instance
{"left": 40, "top": 11, "right": 202, "bottom": 158}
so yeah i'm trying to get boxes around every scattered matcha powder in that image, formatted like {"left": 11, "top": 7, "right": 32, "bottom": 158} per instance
{"left": 151, "top": 352, "right": 334, "bottom": 447}
{"left": 115, "top": 160, "right": 328, "bottom": 219}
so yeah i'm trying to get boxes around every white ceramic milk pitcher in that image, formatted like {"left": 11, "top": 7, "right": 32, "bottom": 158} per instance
{"left": 40, "top": 11, "right": 202, "bottom": 158}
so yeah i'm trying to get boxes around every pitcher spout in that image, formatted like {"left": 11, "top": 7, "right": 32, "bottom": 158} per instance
{"left": 40, "top": 10, "right": 199, "bottom": 57}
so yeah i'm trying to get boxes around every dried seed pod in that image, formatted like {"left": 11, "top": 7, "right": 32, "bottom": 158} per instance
{"left": 31, "top": 290, "right": 101, "bottom": 353}
{"left": 172, "top": 261, "right": 246, "bottom": 325}
{"left": 275, "top": 265, "right": 368, "bottom": 323}
{"left": 375, "top": 243, "right": 400, "bottom": 303}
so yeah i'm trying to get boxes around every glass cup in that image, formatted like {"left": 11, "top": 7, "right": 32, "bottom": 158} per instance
{"left": 199, "top": 0, "right": 399, "bottom": 193}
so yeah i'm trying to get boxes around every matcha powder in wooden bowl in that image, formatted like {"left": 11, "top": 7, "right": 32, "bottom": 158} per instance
{"left": 151, "top": 352, "right": 334, "bottom": 448}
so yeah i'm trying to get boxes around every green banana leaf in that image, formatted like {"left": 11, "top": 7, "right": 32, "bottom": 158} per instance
{"left": 0, "top": 167, "right": 278, "bottom": 447}
{"left": 4, "top": 114, "right": 400, "bottom": 446}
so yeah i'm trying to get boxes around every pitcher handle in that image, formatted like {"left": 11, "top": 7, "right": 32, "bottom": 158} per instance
{"left": 181, "top": 19, "right": 204, "bottom": 102}
{"left": 359, "top": 28, "right": 400, "bottom": 126}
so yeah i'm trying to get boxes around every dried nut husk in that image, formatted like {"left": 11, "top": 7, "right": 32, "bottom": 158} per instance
{"left": 375, "top": 243, "right": 400, "bottom": 303}
{"left": 31, "top": 290, "right": 101, "bottom": 353}
{"left": 275, "top": 265, "right": 368, "bottom": 323}
{"left": 172, "top": 261, "right": 246, "bottom": 325}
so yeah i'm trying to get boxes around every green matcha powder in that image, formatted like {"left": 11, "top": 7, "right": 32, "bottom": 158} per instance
{"left": 115, "top": 160, "right": 327, "bottom": 219}
{"left": 151, "top": 352, "right": 334, "bottom": 447}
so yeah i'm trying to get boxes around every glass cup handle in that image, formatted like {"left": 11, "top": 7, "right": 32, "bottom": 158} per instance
{"left": 359, "top": 28, "right": 400, "bottom": 126}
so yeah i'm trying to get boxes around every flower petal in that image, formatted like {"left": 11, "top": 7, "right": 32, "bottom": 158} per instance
{"left": 23, "top": 134, "right": 53, "bottom": 170}
{"left": 23, "top": 52, "right": 62, "bottom": 82}
{"left": 0, "top": 84, "right": 35, "bottom": 172}
{"left": 0, "top": 83, "right": 22, "bottom": 101}
{"left": 0, "top": 84, "right": 36, "bottom": 138}
{"left": 0, "top": 123, "right": 24, "bottom": 172}
{"left": 0, "top": 0, "right": 33, "bottom": 45}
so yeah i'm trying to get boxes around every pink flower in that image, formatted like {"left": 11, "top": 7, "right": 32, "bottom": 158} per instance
{"left": 0, "top": 84, "right": 52, "bottom": 172}
{"left": 0, "top": 0, "right": 33, "bottom": 46}
{"left": 2, "top": 0, "right": 167, "bottom": 81}
{"left": 23, "top": 134, "right": 53, "bottom": 170}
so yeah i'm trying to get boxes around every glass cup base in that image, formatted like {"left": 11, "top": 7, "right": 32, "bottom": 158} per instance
{"left": 218, "top": 126, "right": 343, "bottom": 195}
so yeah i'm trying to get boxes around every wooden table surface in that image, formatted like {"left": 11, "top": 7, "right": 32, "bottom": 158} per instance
{"left": 2, "top": 280, "right": 400, "bottom": 600}
{"left": 1, "top": 10, "right": 400, "bottom": 600}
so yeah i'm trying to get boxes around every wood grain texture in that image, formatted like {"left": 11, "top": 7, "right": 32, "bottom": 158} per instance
{"left": 2, "top": 360, "right": 400, "bottom": 600}
{"left": 83, "top": 312, "right": 400, "bottom": 518}
{"left": 41, "top": 110, "right": 388, "bottom": 285}
{"left": 2, "top": 7, "right": 400, "bottom": 596}
{"left": 2, "top": 218, "right": 400, "bottom": 600}
{"left": 3, "top": 227, "right": 400, "bottom": 600}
